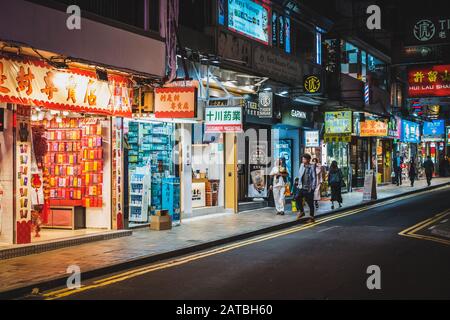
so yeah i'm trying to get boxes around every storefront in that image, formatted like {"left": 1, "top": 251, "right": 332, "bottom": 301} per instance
{"left": 323, "top": 111, "right": 352, "bottom": 191}
{"left": 273, "top": 102, "right": 314, "bottom": 186}
{"left": 421, "top": 120, "right": 445, "bottom": 175}
{"left": 399, "top": 119, "right": 421, "bottom": 179}
{"left": 0, "top": 56, "right": 132, "bottom": 244}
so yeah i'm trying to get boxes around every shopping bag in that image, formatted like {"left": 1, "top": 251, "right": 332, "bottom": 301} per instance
{"left": 291, "top": 200, "right": 298, "bottom": 212}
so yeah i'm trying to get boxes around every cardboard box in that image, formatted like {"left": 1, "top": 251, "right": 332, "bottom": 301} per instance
{"left": 155, "top": 209, "right": 169, "bottom": 217}
{"left": 150, "top": 214, "right": 172, "bottom": 231}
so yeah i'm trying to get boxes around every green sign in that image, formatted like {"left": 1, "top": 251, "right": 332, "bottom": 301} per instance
{"left": 325, "top": 111, "right": 352, "bottom": 134}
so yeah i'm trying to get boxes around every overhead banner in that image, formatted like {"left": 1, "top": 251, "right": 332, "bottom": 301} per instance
{"left": 324, "top": 111, "right": 352, "bottom": 134}
{"left": 154, "top": 87, "right": 197, "bottom": 118}
{"left": 0, "top": 56, "right": 132, "bottom": 117}
{"left": 408, "top": 65, "right": 450, "bottom": 97}
{"left": 359, "top": 120, "right": 388, "bottom": 137}
{"left": 205, "top": 106, "right": 243, "bottom": 133}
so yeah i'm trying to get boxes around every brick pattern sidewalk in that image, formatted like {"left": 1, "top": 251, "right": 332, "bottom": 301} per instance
{"left": 1, "top": 177, "right": 449, "bottom": 293}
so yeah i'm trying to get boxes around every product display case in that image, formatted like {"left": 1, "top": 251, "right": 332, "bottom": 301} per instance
{"left": 127, "top": 121, "right": 178, "bottom": 222}
{"left": 129, "top": 167, "right": 151, "bottom": 223}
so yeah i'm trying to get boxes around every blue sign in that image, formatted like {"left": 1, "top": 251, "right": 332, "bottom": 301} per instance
{"left": 228, "top": 0, "right": 270, "bottom": 44}
{"left": 274, "top": 139, "right": 293, "bottom": 186}
{"left": 401, "top": 120, "right": 421, "bottom": 143}
{"left": 423, "top": 120, "right": 445, "bottom": 136}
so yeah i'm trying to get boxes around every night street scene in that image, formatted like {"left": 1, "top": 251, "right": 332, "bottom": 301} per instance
{"left": 0, "top": 0, "right": 450, "bottom": 308}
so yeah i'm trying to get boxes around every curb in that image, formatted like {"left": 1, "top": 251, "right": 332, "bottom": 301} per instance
{"left": 1, "top": 181, "right": 450, "bottom": 299}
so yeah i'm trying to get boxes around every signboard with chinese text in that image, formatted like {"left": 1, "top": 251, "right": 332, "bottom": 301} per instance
{"left": 154, "top": 87, "right": 197, "bottom": 118}
{"left": 228, "top": 0, "right": 270, "bottom": 44}
{"left": 359, "top": 120, "right": 388, "bottom": 137}
{"left": 0, "top": 57, "right": 132, "bottom": 117}
{"left": 258, "top": 91, "right": 273, "bottom": 118}
{"left": 423, "top": 120, "right": 445, "bottom": 136}
{"left": 303, "top": 75, "right": 322, "bottom": 94}
{"left": 388, "top": 116, "right": 401, "bottom": 138}
{"left": 205, "top": 106, "right": 243, "bottom": 133}
{"left": 305, "top": 130, "right": 320, "bottom": 147}
{"left": 324, "top": 111, "right": 352, "bottom": 134}
{"left": 408, "top": 65, "right": 450, "bottom": 97}
{"left": 405, "top": 17, "right": 450, "bottom": 46}
{"left": 401, "top": 120, "right": 421, "bottom": 143}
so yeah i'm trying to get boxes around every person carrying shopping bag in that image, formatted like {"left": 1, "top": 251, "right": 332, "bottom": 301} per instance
{"left": 296, "top": 154, "right": 317, "bottom": 222}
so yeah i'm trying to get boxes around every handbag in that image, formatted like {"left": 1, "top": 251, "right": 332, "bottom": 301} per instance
{"left": 284, "top": 183, "right": 291, "bottom": 196}
{"left": 291, "top": 200, "right": 298, "bottom": 212}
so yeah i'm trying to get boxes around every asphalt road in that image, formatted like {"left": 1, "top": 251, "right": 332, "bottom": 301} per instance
{"left": 39, "top": 186, "right": 450, "bottom": 300}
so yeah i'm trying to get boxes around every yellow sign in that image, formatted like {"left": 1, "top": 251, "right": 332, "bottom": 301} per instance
{"left": 360, "top": 120, "right": 388, "bottom": 137}
{"left": 304, "top": 75, "right": 321, "bottom": 93}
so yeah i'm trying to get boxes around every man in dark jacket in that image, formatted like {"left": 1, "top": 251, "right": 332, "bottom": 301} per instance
{"left": 423, "top": 156, "right": 435, "bottom": 187}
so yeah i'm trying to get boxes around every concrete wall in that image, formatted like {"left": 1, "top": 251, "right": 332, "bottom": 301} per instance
{"left": 0, "top": 0, "right": 165, "bottom": 76}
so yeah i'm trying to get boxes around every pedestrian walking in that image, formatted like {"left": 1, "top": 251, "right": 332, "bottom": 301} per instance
{"left": 312, "top": 158, "right": 323, "bottom": 210}
{"left": 409, "top": 160, "right": 417, "bottom": 187}
{"left": 393, "top": 151, "right": 403, "bottom": 186}
{"left": 328, "top": 161, "right": 343, "bottom": 210}
{"left": 423, "top": 156, "right": 434, "bottom": 186}
{"left": 296, "top": 154, "right": 317, "bottom": 222}
{"left": 269, "top": 158, "right": 288, "bottom": 215}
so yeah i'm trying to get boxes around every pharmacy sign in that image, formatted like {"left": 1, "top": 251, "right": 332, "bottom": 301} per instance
{"left": 205, "top": 106, "right": 243, "bottom": 133}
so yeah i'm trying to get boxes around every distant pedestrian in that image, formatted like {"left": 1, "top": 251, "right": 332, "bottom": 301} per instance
{"left": 393, "top": 151, "right": 403, "bottom": 186}
{"left": 423, "top": 156, "right": 434, "bottom": 186}
{"left": 296, "top": 154, "right": 317, "bottom": 222}
{"left": 444, "top": 156, "right": 450, "bottom": 177}
{"left": 328, "top": 161, "right": 343, "bottom": 210}
{"left": 269, "top": 158, "right": 288, "bottom": 215}
{"left": 312, "top": 158, "right": 323, "bottom": 210}
{"left": 409, "top": 160, "right": 417, "bottom": 187}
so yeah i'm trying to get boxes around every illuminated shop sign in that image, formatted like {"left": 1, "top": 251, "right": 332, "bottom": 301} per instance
{"left": 360, "top": 120, "right": 388, "bottom": 137}
{"left": 154, "top": 87, "right": 197, "bottom": 118}
{"left": 408, "top": 65, "right": 450, "bottom": 97}
{"left": 305, "top": 130, "right": 320, "bottom": 147}
{"left": 205, "top": 106, "right": 243, "bottom": 133}
{"left": 423, "top": 120, "right": 445, "bottom": 136}
{"left": 303, "top": 75, "right": 321, "bottom": 94}
{"left": 228, "top": 0, "right": 270, "bottom": 44}
{"left": 0, "top": 57, "right": 132, "bottom": 116}
{"left": 446, "top": 126, "right": 450, "bottom": 146}
{"left": 401, "top": 120, "right": 421, "bottom": 143}
{"left": 324, "top": 111, "right": 352, "bottom": 134}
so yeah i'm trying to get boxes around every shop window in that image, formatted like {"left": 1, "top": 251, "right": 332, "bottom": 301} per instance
{"left": 292, "top": 21, "right": 316, "bottom": 62}
{"left": 47, "top": 0, "right": 160, "bottom": 32}
{"left": 125, "top": 120, "right": 180, "bottom": 226}
{"left": 179, "top": 0, "right": 210, "bottom": 32}
{"left": 340, "top": 40, "right": 360, "bottom": 80}
{"left": 368, "top": 54, "right": 388, "bottom": 90}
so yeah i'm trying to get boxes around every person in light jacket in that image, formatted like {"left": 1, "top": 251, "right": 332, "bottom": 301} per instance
{"left": 269, "top": 158, "right": 288, "bottom": 215}
{"left": 296, "top": 154, "right": 317, "bottom": 222}
{"left": 312, "top": 158, "right": 323, "bottom": 210}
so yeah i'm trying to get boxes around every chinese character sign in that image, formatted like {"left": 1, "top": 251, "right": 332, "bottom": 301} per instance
{"left": 360, "top": 120, "right": 388, "bottom": 137}
{"left": 154, "top": 87, "right": 197, "bottom": 118}
{"left": 401, "top": 120, "right": 421, "bottom": 143}
{"left": 324, "top": 111, "right": 352, "bottom": 134}
{"left": 0, "top": 57, "right": 132, "bottom": 116}
{"left": 423, "top": 120, "right": 445, "bottom": 137}
{"left": 205, "top": 106, "right": 243, "bottom": 133}
{"left": 408, "top": 65, "right": 450, "bottom": 97}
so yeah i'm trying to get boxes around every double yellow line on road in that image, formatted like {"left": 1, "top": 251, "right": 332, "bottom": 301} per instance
{"left": 42, "top": 186, "right": 449, "bottom": 300}
{"left": 399, "top": 209, "right": 450, "bottom": 246}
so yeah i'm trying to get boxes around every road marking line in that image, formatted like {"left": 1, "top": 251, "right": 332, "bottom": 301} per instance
{"left": 41, "top": 186, "right": 450, "bottom": 300}
{"left": 398, "top": 210, "right": 450, "bottom": 246}
{"left": 317, "top": 226, "right": 340, "bottom": 233}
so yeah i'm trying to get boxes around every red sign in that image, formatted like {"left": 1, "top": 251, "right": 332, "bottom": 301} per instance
{"left": 154, "top": 87, "right": 197, "bottom": 118}
{"left": 408, "top": 65, "right": 450, "bottom": 97}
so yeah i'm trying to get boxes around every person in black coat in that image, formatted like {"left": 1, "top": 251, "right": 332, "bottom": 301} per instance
{"left": 423, "top": 156, "right": 435, "bottom": 186}
{"left": 409, "top": 160, "right": 417, "bottom": 187}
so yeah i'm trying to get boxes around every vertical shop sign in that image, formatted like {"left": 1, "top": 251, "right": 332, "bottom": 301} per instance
{"left": 446, "top": 126, "right": 450, "bottom": 146}
{"left": 15, "top": 105, "right": 32, "bottom": 244}
{"left": 248, "top": 142, "right": 268, "bottom": 198}
{"left": 274, "top": 140, "right": 293, "bottom": 186}
{"left": 258, "top": 91, "right": 273, "bottom": 118}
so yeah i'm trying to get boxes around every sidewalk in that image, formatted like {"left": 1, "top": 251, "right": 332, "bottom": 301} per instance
{"left": 1, "top": 177, "right": 450, "bottom": 296}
